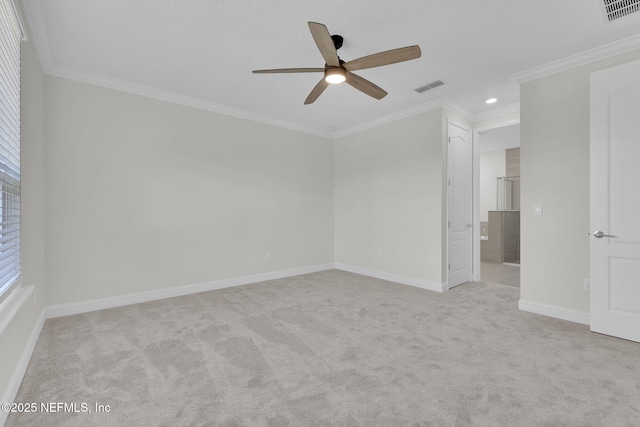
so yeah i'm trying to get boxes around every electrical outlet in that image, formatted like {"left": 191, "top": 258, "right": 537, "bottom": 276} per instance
{"left": 398, "top": 253, "right": 403, "bottom": 262}
{"left": 584, "top": 279, "right": 590, "bottom": 290}
{"left": 377, "top": 250, "right": 382, "bottom": 258}
{"left": 265, "top": 252, "right": 270, "bottom": 261}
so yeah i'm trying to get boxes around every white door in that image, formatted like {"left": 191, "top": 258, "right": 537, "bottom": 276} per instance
{"left": 448, "top": 121, "right": 472, "bottom": 288}
{"left": 590, "top": 59, "right": 640, "bottom": 343}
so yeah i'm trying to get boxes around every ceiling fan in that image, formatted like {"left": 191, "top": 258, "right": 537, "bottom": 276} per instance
{"left": 252, "top": 22, "right": 422, "bottom": 105}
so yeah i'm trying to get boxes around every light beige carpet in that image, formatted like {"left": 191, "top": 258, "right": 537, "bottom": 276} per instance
{"left": 7, "top": 270, "right": 640, "bottom": 426}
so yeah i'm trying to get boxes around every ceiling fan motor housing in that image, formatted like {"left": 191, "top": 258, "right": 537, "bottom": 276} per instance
{"left": 331, "top": 34, "right": 343, "bottom": 50}
{"left": 324, "top": 59, "right": 346, "bottom": 70}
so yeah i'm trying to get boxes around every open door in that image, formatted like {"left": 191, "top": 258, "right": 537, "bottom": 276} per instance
{"left": 590, "top": 59, "right": 640, "bottom": 343}
{"left": 447, "top": 121, "right": 472, "bottom": 288}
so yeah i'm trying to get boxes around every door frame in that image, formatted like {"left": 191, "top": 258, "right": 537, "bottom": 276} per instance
{"left": 471, "top": 119, "right": 520, "bottom": 282}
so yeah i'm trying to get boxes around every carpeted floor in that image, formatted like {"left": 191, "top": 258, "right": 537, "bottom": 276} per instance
{"left": 6, "top": 270, "right": 640, "bottom": 426}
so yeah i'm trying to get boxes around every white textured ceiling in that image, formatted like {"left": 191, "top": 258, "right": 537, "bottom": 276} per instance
{"left": 20, "top": 0, "right": 640, "bottom": 137}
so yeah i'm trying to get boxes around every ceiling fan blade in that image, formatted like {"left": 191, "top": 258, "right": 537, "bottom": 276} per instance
{"left": 304, "top": 79, "right": 330, "bottom": 105}
{"left": 308, "top": 22, "right": 340, "bottom": 67}
{"left": 346, "top": 72, "right": 387, "bottom": 100}
{"left": 253, "top": 68, "right": 324, "bottom": 74}
{"left": 344, "top": 45, "right": 421, "bottom": 71}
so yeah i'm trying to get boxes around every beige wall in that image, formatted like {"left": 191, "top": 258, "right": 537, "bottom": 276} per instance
{"left": 20, "top": 42, "right": 47, "bottom": 303}
{"left": 334, "top": 110, "right": 443, "bottom": 283}
{"left": 0, "top": 40, "right": 46, "bottom": 408}
{"left": 44, "top": 77, "right": 334, "bottom": 305}
{"left": 334, "top": 108, "right": 459, "bottom": 285}
{"left": 520, "top": 48, "right": 640, "bottom": 313}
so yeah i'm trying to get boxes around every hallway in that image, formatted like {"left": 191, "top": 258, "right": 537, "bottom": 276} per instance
{"left": 480, "top": 261, "right": 520, "bottom": 287}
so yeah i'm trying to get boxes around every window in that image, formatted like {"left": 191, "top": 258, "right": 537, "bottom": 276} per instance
{"left": 0, "top": 0, "right": 22, "bottom": 304}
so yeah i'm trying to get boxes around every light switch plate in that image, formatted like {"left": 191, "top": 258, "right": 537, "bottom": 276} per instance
{"left": 533, "top": 204, "right": 543, "bottom": 216}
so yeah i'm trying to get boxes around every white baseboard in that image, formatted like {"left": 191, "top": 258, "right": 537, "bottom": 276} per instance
{"left": 519, "top": 299, "right": 590, "bottom": 325}
{"left": 47, "top": 263, "right": 335, "bottom": 319}
{"left": 334, "top": 263, "right": 444, "bottom": 293}
{"left": 0, "top": 308, "right": 46, "bottom": 427}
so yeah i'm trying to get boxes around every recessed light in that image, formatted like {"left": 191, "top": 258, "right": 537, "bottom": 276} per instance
{"left": 485, "top": 98, "right": 497, "bottom": 104}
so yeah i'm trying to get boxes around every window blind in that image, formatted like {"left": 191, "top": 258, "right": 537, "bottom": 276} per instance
{"left": 0, "top": 0, "right": 22, "bottom": 302}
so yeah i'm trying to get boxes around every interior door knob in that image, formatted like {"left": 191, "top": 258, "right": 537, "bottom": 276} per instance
{"left": 593, "top": 231, "right": 616, "bottom": 238}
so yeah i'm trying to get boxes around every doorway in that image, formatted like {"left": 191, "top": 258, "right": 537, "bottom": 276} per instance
{"left": 473, "top": 122, "right": 520, "bottom": 287}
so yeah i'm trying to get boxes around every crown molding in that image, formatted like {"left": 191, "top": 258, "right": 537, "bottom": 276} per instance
{"left": 47, "top": 65, "right": 334, "bottom": 139}
{"left": 441, "top": 98, "right": 476, "bottom": 122}
{"left": 21, "top": 0, "right": 492, "bottom": 140}
{"left": 18, "top": 0, "right": 53, "bottom": 68}
{"left": 473, "top": 102, "right": 520, "bottom": 122}
{"left": 333, "top": 98, "right": 446, "bottom": 138}
{"left": 511, "top": 33, "right": 640, "bottom": 83}
{"left": 44, "top": 61, "right": 488, "bottom": 140}
{"left": 333, "top": 97, "right": 475, "bottom": 139}
{"left": 9, "top": 0, "right": 28, "bottom": 41}
{"left": 19, "top": 0, "right": 482, "bottom": 140}
{"left": 20, "top": 0, "right": 333, "bottom": 139}
{"left": 46, "top": 61, "right": 484, "bottom": 141}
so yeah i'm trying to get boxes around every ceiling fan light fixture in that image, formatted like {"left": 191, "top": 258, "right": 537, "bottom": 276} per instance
{"left": 253, "top": 22, "right": 421, "bottom": 104}
{"left": 324, "top": 67, "right": 346, "bottom": 84}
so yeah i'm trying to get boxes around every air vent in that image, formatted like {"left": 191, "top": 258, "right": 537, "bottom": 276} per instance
{"left": 603, "top": 0, "right": 640, "bottom": 21}
{"left": 415, "top": 80, "right": 445, "bottom": 93}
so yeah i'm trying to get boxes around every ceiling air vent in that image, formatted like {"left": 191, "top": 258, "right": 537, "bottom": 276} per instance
{"left": 415, "top": 80, "right": 445, "bottom": 93}
{"left": 603, "top": 0, "right": 640, "bottom": 21}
